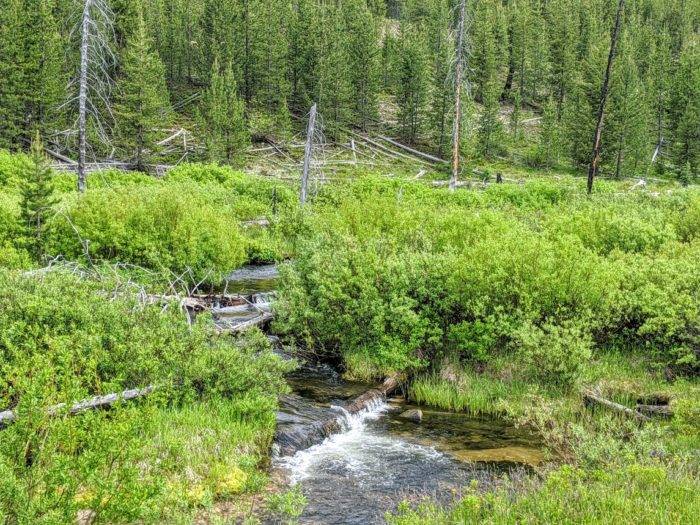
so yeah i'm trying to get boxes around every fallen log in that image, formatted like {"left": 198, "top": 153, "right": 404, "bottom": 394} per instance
{"left": 217, "top": 312, "right": 274, "bottom": 334}
{"left": 0, "top": 385, "right": 156, "bottom": 426}
{"left": 275, "top": 374, "right": 401, "bottom": 456}
{"left": 376, "top": 135, "right": 448, "bottom": 164}
{"left": 583, "top": 390, "right": 650, "bottom": 422}
{"left": 636, "top": 404, "right": 673, "bottom": 419}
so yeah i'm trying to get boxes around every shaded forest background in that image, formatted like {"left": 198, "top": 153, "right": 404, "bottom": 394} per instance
{"left": 0, "top": 0, "right": 698, "bottom": 180}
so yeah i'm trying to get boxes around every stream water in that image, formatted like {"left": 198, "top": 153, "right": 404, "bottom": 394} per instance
{"left": 225, "top": 265, "right": 542, "bottom": 525}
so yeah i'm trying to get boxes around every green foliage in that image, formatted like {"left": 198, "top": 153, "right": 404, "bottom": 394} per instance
{"left": 114, "top": 13, "right": 171, "bottom": 171}
{"left": 266, "top": 486, "right": 308, "bottom": 522}
{"left": 18, "top": 134, "right": 57, "bottom": 261}
{"left": 45, "top": 183, "right": 248, "bottom": 281}
{"left": 0, "top": 269, "right": 292, "bottom": 522}
{"left": 277, "top": 177, "right": 700, "bottom": 379}
{"left": 200, "top": 59, "right": 249, "bottom": 165}
{"left": 396, "top": 24, "right": 429, "bottom": 143}
{"left": 388, "top": 464, "right": 700, "bottom": 524}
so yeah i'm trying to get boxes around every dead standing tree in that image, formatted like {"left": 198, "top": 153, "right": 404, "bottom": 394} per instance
{"left": 300, "top": 103, "right": 317, "bottom": 204}
{"left": 450, "top": 0, "right": 468, "bottom": 191}
{"left": 587, "top": 0, "right": 625, "bottom": 195}
{"left": 65, "top": 0, "right": 116, "bottom": 192}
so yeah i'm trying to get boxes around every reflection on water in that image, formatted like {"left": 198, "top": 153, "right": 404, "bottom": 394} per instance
{"left": 224, "top": 264, "right": 279, "bottom": 294}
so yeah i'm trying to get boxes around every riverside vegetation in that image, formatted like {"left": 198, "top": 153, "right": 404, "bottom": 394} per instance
{"left": 0, "top": 145, "right": 698, "bottom": 522}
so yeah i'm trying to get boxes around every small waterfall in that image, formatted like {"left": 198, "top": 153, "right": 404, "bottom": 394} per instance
{"left": 275, "top": 399, "right": 391, "bottom": 483}
{"left": 274, "top": 397, "right": 388, "bottom": 457}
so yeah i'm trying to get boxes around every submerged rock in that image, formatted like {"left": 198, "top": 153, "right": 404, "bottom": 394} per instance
{"left": 399, "top": 409, "right": 423, "bottom": 423}
{"left": 451, "top": 446, "right": 544, "bottom": 466}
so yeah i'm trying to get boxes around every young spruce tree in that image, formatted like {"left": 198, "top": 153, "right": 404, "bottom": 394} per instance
{"left": 201, "top": 58, "right": 249, "bottom": 165}
{"left": 114, "top": 13, "right": 171, "bottom": 171}
{"left": 20, "top": 132, "right": 56, "bottom": 261}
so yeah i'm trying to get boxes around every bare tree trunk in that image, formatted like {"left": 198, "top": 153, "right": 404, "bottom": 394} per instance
{"left": 450, "top": 0, "right": 467, "bottom": 191}
{"left": 300, "top": 103, "right": 317, "bottom": 205}
{"left": 587, "top": 0, "right": 625, "bottom": 194}
{"left": 77, "top": 0, "right": 91, "bottom": 193}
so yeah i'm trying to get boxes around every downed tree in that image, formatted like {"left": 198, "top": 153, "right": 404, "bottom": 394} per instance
{"left": 0, "top": 385, "right": 156, "bottom": 426}
{"left": 583, "top": 390, "right": 650, "bottom": 422}
{"left": 216, "top": 312, "right": 274, "bottom": 334}
{"left": 376, "top": 135, "right": 447, "bottom": 164}
{"left": 275, "top": 374, "right": 401, "bottom": 456}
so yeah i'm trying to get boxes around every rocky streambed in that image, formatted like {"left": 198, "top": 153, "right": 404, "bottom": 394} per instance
{"left": 225, "top": 264, "right": 542, "bottom": 524}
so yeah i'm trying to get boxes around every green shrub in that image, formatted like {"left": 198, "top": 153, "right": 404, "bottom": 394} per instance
{"left": 277, "top": 178, "right": 699, "bottom": 380}
{"left": 516, "top": 320, "right": 593, "bottom": 387}
{"left": 45, "top": 183, "right": 248, "bottom": 281}
{"left": 0, "top": 150, "right": 30, "bottom": 188}
{"left": 0, "top": 269, "right": 292, "bottom": 522}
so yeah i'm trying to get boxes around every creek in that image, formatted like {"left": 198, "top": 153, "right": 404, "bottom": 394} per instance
{"left": 224, "top": 265, "right": 542, "bottom": 524}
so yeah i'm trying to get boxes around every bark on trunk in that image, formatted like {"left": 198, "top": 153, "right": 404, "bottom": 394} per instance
{"left": 450, "top": 0, "right": 467, "bottom": 191}
{"left": 587, "top": 0, "right": 625, "bottom": 194}
{"left": 300, "top": 103, "right": 317, "bottom": 205}
{"left": 77, "top": 0, "right": 91, "bottom": 193}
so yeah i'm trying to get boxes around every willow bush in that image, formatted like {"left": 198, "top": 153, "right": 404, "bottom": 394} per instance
{"left": 0, "top": 269, "right": 291, "bottom": 522}
{"left": 276, "top": 177, "right": 700, "bottom": 384}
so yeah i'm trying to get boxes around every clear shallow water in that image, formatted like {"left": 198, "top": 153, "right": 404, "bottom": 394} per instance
{"left": 224, "top": 264, "right": 279, "bottom": 294}
{"left": 223, "top": 264, "right": 541, "bottom": 524}
{"left": 273, "top": 368, "right": 540, "bottom": 525}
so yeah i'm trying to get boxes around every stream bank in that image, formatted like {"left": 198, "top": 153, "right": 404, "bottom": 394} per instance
{"left": 224, "top": 265, "right": 542, "bottom": 524}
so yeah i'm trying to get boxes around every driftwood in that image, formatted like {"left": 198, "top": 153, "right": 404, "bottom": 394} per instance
{"left": 217, "top": 312, "right": 274, "bottom": 334}
{"left": 583, "top": 390, "right": 650, "bottom": 422}
{"left": 242, "top": 218, "right": 270, "bottom": 228}
{"left": 0, "top": 385, "right": 155, "bottom": 426}
{"left": 300, "top": 103, "right": 317, "bottom": 205}
{"left": 636, "top": 404, "right": 673, "bottom": 419}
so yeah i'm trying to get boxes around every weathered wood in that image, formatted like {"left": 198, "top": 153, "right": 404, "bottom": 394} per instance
{"left": 377, "top": 135, "right": 447, "bottom": 164}
{"left": 217, "top": 312, "right": 274, "bottom": 334}
{"left": 636, "top": 404, "right": 673, "bottom": 419}
{"left": 346, "top": 130, "right": 431, "bottom": 165}
{"left": 77, "top": 0, "right": 91, "bottom": 192}
{"left": 587, "top": 0, "right": 625, "bottom": 194}
{"left": 451, "top": 0, "right": 467, "bottom": 191}
{"left": 583, "top": 390, "right": 650, "bottom": 422}
{"left": 0, "top": 385, "right": 155, "bottom": 426}
{"left": 300, "top": 103, "right": 317, "bottom": 205}
{"left": 242, "top": 218, "right": 270, "bottom": 228}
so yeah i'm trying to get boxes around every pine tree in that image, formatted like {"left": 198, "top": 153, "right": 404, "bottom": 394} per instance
{"left": 19, "top": 0, "right": 65, "bottom": 141}
{"left": 396, "top": 25, "right": 429, "bottom": 144}
{"left": 343, "top": 0, "right": 381, "bottom": 130}
{"left": 545, "top": 0, "right": 577, "bottom": 118}
{"left": 0, "top": 0, "right": 24, "bottom": 148}
{"left": 114, "top": 14, "right": 171, "bottom": 171}
{"left": 426, "top": 0, "right": 453, "bottom": 157}
{"left": 669, "top": 44, "right": 699, "bottom": 177}
{"left": 477, "top": 23, "right": 503, "bottom": 159}
{"left": 315, "top": 3, "right": 353, "bottom": 135}
{"left": 20, "top": 132, "right": 57, "bottom": 261}
{"left": 201, "top": 59, "right": 249, "bottom": 164}
{"left": 250, "top": 0, "right": 291, "bottom": 118}
{"left": 0, "top": 0, "right": 64, "bottom": 148}
{"left": 200, "top": 0, "right": 240, "bottom": 82}
{"left": 532, "top": 97, "right": 561, "bottom": 168}
{"left": 606, "top": 42, "right": 650, "bottom": 178}
{"left": 510, "top": 91, "right": 523, "bottom": 142}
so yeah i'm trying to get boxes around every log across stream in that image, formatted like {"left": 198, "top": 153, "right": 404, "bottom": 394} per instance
{"left": 226, "top": 265, "right": 543, "bottom": 524}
